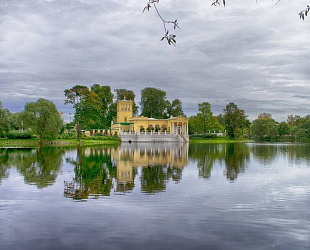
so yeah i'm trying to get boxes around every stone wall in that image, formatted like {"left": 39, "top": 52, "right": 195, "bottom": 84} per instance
{"left": 120, "top": 133, "right": 189, "bottom": 143}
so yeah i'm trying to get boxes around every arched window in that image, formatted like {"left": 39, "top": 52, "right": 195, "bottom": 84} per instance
{"left": 155, "top": 125, "right": 160, "bottom": 132}
{"left": 121, "top": 104, "right": 124, "bottom": 111}
{"left": 125, "top": 104, "right": 127, "bottom": 111}
{"left": 147, "top": 125, "right": 154, "bottom": 132}
{"left": 128, "top": 104, "right": 130, "bottom": 111}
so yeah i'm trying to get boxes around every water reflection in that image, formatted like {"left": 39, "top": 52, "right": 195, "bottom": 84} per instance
{"left": 250, "top": 143, "right": 310, "bottom": 166}
{"left": 0, "top": 148, "right": 11, "bottom": 184}
{"left": 1, "top": 143, "right": 310, "bottom": 196}
{"left": 113, "top": 143, "right": 188, "bottom": 194}
{"left": 189, "top": 143, "right": 250, "bottom": 181}
{"left": 64, "top": 146, "right": 118, "bottom": 199}
{"left": 64, "top": 143, "right": 188, "bottom": 199}
{"left": 0, "top": 147, "right": 64, "bottom": 188}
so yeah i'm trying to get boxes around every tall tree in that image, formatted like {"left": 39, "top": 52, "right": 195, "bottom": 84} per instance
{"left": 223, "top": 102, "right": 247, "bottom": 138}
{"left": 140, "top": 87, "right": 167, "bottom": 118}
{"left": 198, "top": 102, "right": 213, "bottom": 133}
{"left": 0, "top": 101, "right": 10, "bottom": 137}
{"left": 167, "top": 98, "right": 185, "bottom": 117}
{"left": 188, "top": 102, "right": 223, "bottom": 134}
{"left": 90, "top": 84, "right": 114, "bottom": 128}
{"left": 22, "top": 99, "right": 63, "bottom": 143}
{"left": 278, "top": 121, "right": 290, "bottom": 136}
{"left": 251, "top": 116, "right": 278, "bottom": 141}
{"left": 64, "top": 84, "right": 114, "bottom": 141}
{"left": 64, "top": 85, "right": 90, "bottom": 143}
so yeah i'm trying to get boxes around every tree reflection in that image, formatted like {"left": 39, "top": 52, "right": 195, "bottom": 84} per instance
{"left": 141, "top": 165, "right": 166, "bottom": 194}
{"left": 0, "top": 147, "right": 64, "bottom": 188}
{"left": 0, "top": 149, "right": 10, "bottom": 184}
{"left": 189, "top": 144, "right": 225, "bottom": 179}
{"left": 251, "top": 143, "right": 310, "bottom": 166}
{"left": 251, "top": 144, "right": 278, "bottom": 165}
{"left": 224, "top": 143, "right": 250, "bottom": 181}
{"left": 64, "top": 146, "right": 118, "bottom": 199}
{"left": 16, "top": 147, "right": 64, "bottom": 188}
{"left": 189, "top": 143, "right": 250, "bottom": 181}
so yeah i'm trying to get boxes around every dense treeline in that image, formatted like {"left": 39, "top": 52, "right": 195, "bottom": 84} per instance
{"left": 1, "top": 85, "right": 310, "bottom": 142}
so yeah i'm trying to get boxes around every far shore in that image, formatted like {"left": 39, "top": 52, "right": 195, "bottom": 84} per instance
{"left": 0, "top": 138, "right": 121, "bottom": 148}
{"left": 0, "top": 137, "right": 257, "bottom": 148}
{"left": 189, "top": 138, "right": 254, "bottom": 143}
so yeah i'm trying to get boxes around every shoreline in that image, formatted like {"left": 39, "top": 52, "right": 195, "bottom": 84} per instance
{"left": 0, "top": 138, "right": 121, "bottom": 148}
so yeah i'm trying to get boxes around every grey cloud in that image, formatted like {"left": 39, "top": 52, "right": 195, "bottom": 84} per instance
{"left": 0, "top": 0, "right": 310, "bottom": 122}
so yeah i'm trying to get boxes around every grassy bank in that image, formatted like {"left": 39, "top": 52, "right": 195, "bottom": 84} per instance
{"left": 189, "top": 137, "right": 254, "bottom": 143}
{"left": 0, "top": 138, "right": 121, "bottom": 148}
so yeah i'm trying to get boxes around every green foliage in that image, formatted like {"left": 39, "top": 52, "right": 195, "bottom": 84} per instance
{"left": 189, "top": 102, "right": 224, "bottom": 135}
{"left": 115, "top": 89, "right": 135, "bottom": 101}
{"left": 278, "top": 122, "right": 290, "bottom": 136}
{"left": 190, "top": 133, "right": 218, "bottom": 139}
{"left": 22, "top": 99, "right": 63, "bottom": 142}
{"left": 64, "top": 84, "right": 114, "bottom": 138}
{"left": 291, "top": 116, "right": 310, "bottom": 140}
{"left": 140, "top": 87, "right": 168, "bottom": 118}
{"left": 6, "top": 130, "right": 33, "bottom": 139}
{"left": 223, "top": 102, "right": 248, "bottom": 138}
{"left": 167, "top": 98, "right": 185, "bottom": 117}
{"left": 0, "top": 101, "right": 11, "bottom": 137}
{"left": 8, "top": 112, "right": 23, "bottom": 131}
{"left": 251, "top": 117, "right": 278, "bottom": 141}
{"left": 198, "top": 102, "right": 213, "bottom": 133}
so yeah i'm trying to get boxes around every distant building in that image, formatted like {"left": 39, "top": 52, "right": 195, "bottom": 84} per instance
{"left": 111, "top": 100, "right": 189, "bottom": 142}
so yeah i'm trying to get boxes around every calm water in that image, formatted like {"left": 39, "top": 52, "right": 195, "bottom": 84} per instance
{"left": 0, "top": 143, "right": 309, "bottom": 250}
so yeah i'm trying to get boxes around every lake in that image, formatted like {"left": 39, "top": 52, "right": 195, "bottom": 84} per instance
{"left": 0, "top": 142, "right": 309, "bottom": 250}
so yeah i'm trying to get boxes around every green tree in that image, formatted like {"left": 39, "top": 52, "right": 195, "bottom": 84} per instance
{"left": 9, "top": 112, "right": 23, "bottom": 131}
{"left": 0, "top": 101, "right": 10, "bottom": 137}
{"left": 64, "top": 85, "right": 90, "bottom": 142}
{"left": 251, "top": 116, "right": 278, "bottom": 141}
{"left": 278, "top": 121, "right": 290, "bottom": 136}
{"left": 188, "top": 115, "right": 203, "bottom": 134}
{"left": 140, "top": 87, "right": 167, "bottom": 118}
{"left": 167, "top": 98, "right": 185, "bottom": 117}
{"left": 223, "top": 102, "right": 247, "bottom": 138}
{"left": 198, "top": 102, "right": 213, "bottom": 133}
{"left": 22, "top": 99, "right": 63, "bottom": 143}
{"left": 64, "top": 84, "right": 114, "bottom": 141}
{"left": 188, "top": 102, "right": 224, "bottom": 135}
{"left": 291, "top": 115, "right": 310, "bottom": 141}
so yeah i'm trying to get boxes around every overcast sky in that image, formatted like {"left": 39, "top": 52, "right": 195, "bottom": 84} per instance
{"left": 1, "top": 0, "right": 310, "bottom": 122}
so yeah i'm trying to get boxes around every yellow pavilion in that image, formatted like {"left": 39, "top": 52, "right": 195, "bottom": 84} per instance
{"left": 111, "top": 100, "right": 189, "bottom": 138}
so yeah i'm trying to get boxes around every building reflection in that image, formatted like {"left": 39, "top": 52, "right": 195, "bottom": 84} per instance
{"left": 64, "top": 143, "right": 189, "bottom": 199}
{"left": 111, "top": 143, "right": 188, "bottom": 194}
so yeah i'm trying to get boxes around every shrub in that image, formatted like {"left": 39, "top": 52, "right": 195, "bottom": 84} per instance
{"left": 190, "top": 133, "right": 218, "bottom": 139}
{"left": 6, "top": 130, "right": 33, "bottom": 139}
